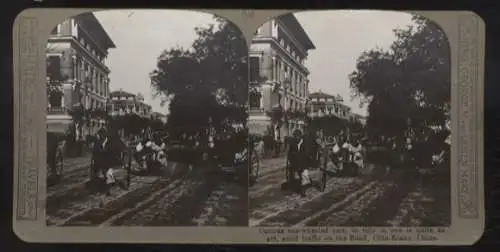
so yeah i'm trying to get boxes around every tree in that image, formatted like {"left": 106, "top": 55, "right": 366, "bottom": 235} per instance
{"left": 150, "top": 16, "right": 248, "bottom": 139}
{"left": 349, "top": 16, "right": 450, "bottom": 164}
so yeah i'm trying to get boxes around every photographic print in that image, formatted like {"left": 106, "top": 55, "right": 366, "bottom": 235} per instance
{"left": 248, "top": 11, "right": 452, "bottom": 228}
{"left": 44, "top": 10, "right": 249, "bottom": 227}
{"left": 13, "top": 9, "right": 484, "bottom": 244}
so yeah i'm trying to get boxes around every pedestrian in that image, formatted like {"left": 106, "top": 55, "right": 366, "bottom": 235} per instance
{"left": 351, "top": 137, "right": 365, "bottom": 174}
{"left": 92, "top": 128, "right": 115, "bottom": 196}
{"left": 92, "top": 128, "right": 107, "bottom": 179}
{"left": 314, "top": 129, "right": 326, "bottom": 167}
{"left": 287, "top": 129, "right": 310, "bottom": 197}
{"left": 330, "top": 136, "right": 342, "bottom": 172}
{"left": 102, "top": 130, "right": 120, "bottom": 196}
{"left": 337, "top": 134, "right": 350, "bottom": 174}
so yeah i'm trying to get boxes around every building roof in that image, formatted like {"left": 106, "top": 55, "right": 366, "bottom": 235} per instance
{"left": 110, "top": 89, "right": 135, "bottom": 98}
{"left": 74, "top": 12, "right": 116, "bottom": 49}
{"left": 278, "top": 13, "right": 316, "bottom": 50}
{"left": 309, "top": 91, "right": 336, "bottom": 99}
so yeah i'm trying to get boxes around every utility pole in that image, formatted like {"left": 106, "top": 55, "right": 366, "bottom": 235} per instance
{"left": 283, "top": 73, "right": 290, "bottom": 148}
{"left": 304, "top": 97, "right": 310, "bottom": 135}
{"left": 83, "top": 70, "right": 90, "bottom": 138}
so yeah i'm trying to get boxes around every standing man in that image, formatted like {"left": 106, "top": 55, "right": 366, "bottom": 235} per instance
{"left": 92, "top": 128, "right": 114, "bottom": 196}
{"left": 287, "top": 129, "right": 309, "bottom": 197}
{"left": 92, "top": 128, "right": 108, "bottom": 179}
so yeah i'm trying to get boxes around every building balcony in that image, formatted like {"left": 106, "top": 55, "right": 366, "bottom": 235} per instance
{"left": 308, "top": 110, "right": 350, "bottom": 120}
{"left": 47, "top": 107, "right": 68, "bottom": 115}
{"left": 108, "top": 109, "right": 152, "bottom": 119}
{"left": 249, "top": 107, "right": 266, "bottom": 116}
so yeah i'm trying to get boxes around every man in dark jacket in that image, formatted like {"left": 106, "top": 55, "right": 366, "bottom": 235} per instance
{"left": 92, "top": 128, "right": 115, "bottom": 195}
{"left": 92, "top": 128, "right": 107, "bottom": 179}
{"left": 287, "top": 129, "right": 309, "bottom": 197}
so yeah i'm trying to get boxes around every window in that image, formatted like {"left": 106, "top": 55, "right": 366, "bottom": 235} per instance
{"left": 46, "top": 56, "right": 62, "bottom": 81}
{"left": 249, "top": 56, "right": 260, "bottom": 82}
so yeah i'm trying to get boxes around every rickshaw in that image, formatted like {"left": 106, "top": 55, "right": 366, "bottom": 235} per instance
{"left": 89, "top": 131, "right": 132, "bottom": 189}
{"left": 47, "top": 132, "right": 64, "bottom": 181}
{"left": 132, "top": 131, "right": 168, "bottom": 172}
{"left": 217, "top": 131, "right": 248, "bottom": 180}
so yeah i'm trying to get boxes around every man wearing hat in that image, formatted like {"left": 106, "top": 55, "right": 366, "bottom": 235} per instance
{"left": 92, "top": 128, "right": 115, "bottom": 195}
{"left": 287, "top": 129, "right": 310, "bottom": 197}
{"left": 92, "top": 128, "right": 108, "bottom": 179}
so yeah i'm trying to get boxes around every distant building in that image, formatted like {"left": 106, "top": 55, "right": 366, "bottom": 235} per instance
{"left": 248, "top": 13, "right": 316, "bottom": 138}
{"left": 107, "top": 90, "right": 152, "bottom": 118}
{"left": 46, "top": 12, "right": 116, "bottom": 134}
{"left": 308, "top": 91, "right": 351, "bottom": 120}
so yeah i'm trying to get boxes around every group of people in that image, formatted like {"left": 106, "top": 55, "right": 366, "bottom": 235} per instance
{"left": 325, "top": 133, "right": 365, "bottom": 171}
{"left": 132, "top": 129, "right": 240, "bottom": 173}
{"left": 134, "top": 131, "right": 168, "bottom": 171}
{"left": 286, "top": 129, "right": 366, "bottom": 197}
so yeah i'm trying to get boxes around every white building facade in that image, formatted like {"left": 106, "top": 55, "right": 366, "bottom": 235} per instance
{"left": 46, "top": 12, "right": 115, "bottom": 134}
{"left": 248, "top": 13, "right": 315, "bottom": 140}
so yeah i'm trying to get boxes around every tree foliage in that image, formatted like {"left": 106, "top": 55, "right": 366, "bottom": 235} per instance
{"left": 349, "top": 16, "right": 450, "bottom": 160}
{"left": 150, "top": 16, "right": 248, "bottom": 137}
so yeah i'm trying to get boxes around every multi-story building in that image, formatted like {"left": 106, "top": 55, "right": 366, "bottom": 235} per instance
{"left": 107, "top": 89, "right": 152, "bottom": 118}
{"left": 248, "top": 13, "right": 316, "bottom": 139}
{"left": 308, "top": 91, "right": 351, "bottom": 120}
{"left": 46, "top": 12, "right": 115, "bottom": 134}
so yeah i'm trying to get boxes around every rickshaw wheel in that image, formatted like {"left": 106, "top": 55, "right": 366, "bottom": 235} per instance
{"left": 121, "top": 150, "right": 132, "bottom": 189}
{"left": 54, "top": 149, "right": 64, "bottom": 178}
{"left": 319, "top": 155, "right": 327, "bottom": 192}
{"left": 249, "top": 151, "right": 260, "bottom": 186}
{"left": 320, "top": 172, "right": 327, "bottom": 192}
{"left": 89, "top": 158, "right": 95, "bottom": 179}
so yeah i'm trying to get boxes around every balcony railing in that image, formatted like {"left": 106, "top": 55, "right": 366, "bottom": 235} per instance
{"left": 249, "top": 107, "right": 265, "bottom": 116}
{"left": 108, "top": 109, "right": 152, "bottom": 118}
{"left": 47, "top": 107, "right": 67, "bottom": 115}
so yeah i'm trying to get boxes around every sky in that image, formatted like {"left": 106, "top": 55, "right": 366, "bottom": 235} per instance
{"left": 294, "top": 10, "right": 414, "bottom": 116}
{"left": 93, "top": 10, "right": 414, "bottom": 117}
